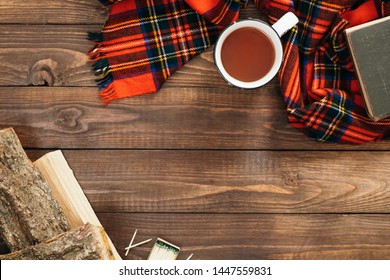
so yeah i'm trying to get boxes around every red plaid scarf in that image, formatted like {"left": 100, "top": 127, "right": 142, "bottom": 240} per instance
{"left": 90, "top": 0, "right": 390, "bottom": 144}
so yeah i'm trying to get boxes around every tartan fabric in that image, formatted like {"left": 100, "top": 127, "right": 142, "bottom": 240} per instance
{"left": 254, "top": 0, "right": 390, "bottom": 143}
{"left": 89, "top": 0, "right": 241, "bottom": 103}
{"left": 90, "top": 0, "right": 390, "bottom": 144}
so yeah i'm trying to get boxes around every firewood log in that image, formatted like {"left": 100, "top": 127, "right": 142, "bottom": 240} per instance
{"left": 0, "top": 223, "right": 114, "bottom": 260}
{"left": 0, "top": 128, "right": 70, "bottom": 252}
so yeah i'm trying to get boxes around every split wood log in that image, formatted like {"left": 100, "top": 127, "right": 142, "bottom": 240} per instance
{"left": 0, "top": 128, "right": 70, "bottom": 252}
{"left": 0, "top": 223, "right": 114, "bottom": 260}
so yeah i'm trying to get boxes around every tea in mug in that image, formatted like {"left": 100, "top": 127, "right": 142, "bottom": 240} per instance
{"left": 220, "top": 27, "right": 275, "bottom": 82}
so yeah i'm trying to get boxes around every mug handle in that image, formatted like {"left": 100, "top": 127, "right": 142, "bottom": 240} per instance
{"left": 272, "top": 12, "right": 299, "bottom": 37}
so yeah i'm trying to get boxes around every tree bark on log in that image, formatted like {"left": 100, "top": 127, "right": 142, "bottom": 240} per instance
{"left": 0, "top": 128, "right": 70, "bottom": 252}
{"left": 0, "top": 223, "right": 115, "bottom": 260}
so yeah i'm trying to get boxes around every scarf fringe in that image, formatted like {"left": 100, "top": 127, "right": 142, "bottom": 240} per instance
{"left": 88, "top": 32, "right": 119, "bottom": 105}
{"left": 88, "top": 44, "right": 105, "bottom": 61}
{"left": 92, "top": 58, "right": 110, "bottom": 76}
{"left": 99, "top": 84, "right": 118, "bottom": 105}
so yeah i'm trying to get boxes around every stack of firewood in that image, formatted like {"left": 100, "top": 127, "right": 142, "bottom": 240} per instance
{"left": 0, "top": 128, "right": 115, "bottom": 260}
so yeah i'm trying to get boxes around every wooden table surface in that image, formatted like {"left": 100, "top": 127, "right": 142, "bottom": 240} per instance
{"left": 1, "top": 1, "right": 390, "bottom": 260}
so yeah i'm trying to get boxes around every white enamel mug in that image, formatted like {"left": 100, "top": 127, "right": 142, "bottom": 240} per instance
{"left": 214, "top": 12, "right": 299, "bottom": 89}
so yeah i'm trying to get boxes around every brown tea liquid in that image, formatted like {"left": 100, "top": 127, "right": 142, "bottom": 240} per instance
{"left": 221, "top": 27, "right": 275, "bottom": 82}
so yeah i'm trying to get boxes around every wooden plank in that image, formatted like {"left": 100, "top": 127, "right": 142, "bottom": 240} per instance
{"left": 0, "top": 0, "right": 108, "bottom": 24}
{"left": 0, "top": 0, "right": 261, "bottom": 25}
{"left": 25, "top": 150, "right": 390, "bottom": 213}
{"left": 0, "top": 25, "right": 100, "bottom": 86}
{"left": 0, "top": 86, "right": 301, "bottom": 150}
{"left": 2, "top": 87, "right": 390, "bottom": 150}
{"left": 97, "top": 213, "right": 390, "bottom": 260}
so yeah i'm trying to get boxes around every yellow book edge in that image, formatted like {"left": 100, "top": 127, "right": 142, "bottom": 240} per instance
{"left": 34, "top": 150, "right": 122, "bottom": 260}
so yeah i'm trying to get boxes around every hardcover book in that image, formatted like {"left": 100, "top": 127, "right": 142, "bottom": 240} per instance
{"left": 345, "top": 16, "right": 390, "bottom": 121}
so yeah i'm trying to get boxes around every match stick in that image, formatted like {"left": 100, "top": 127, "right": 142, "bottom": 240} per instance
{"left": 125, "top": 238, "right": 153, "bottom": 250}
{"left": 186, "top": 253, "right": 194, "bottom": 260}
{"left": 125, "top": 229, "right": 138, "bottom": 256}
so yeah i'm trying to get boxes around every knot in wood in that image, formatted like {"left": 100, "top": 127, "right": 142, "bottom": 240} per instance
{"left": 54, "top": 108, "right": 83, "bottom": 131}
{"left": 283, "top": 172, "right": 300, "bottom": 187}
{"left": 29, "top": 59, "right": 58, "bottom": 86}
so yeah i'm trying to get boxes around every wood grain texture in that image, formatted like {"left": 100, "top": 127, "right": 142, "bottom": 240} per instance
{"left": 0, "top": 0, "right": 262, "bottom": 24}
{"left": 24, "top": 150, "right": 390, "bottom": 214}
{"left": 0, "top": 25, "right": 100, "bottom": 86}
{"left": 1, "top": 0, "right": 390, "bottom": 261}
{"left": 0, "top": 0, "right": 109, "bottom": 24}
{"left": 1, "top": 87, "right": 390, "bottom": 150}
{"left": 98, "top": 213, "right": 390, "bottom": 260}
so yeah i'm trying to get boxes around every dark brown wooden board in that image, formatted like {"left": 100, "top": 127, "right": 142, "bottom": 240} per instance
{"left": 1, "top": 87, "right": 389, "bottom": 150}
{"left": 0, "top": 0, "right": 108, "bottom": 24}
{"left": 0, "top": 0, "right": 262, "bottom": 24}
{"left": 1, "top": 0, "right": 390, "bottom": 260}
{"left": 0, "top": 25, "right": 99, "bottom": 86}
{"left": 24, "top": 150, "right": 390, "bottom": 214}
{"left": 98, "top": 213, "right": 390, "bottom": 260}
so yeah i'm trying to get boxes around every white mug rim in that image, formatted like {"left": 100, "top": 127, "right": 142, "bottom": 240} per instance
{"left": 214, "top": 19, "right": 283, "bottom": 89}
